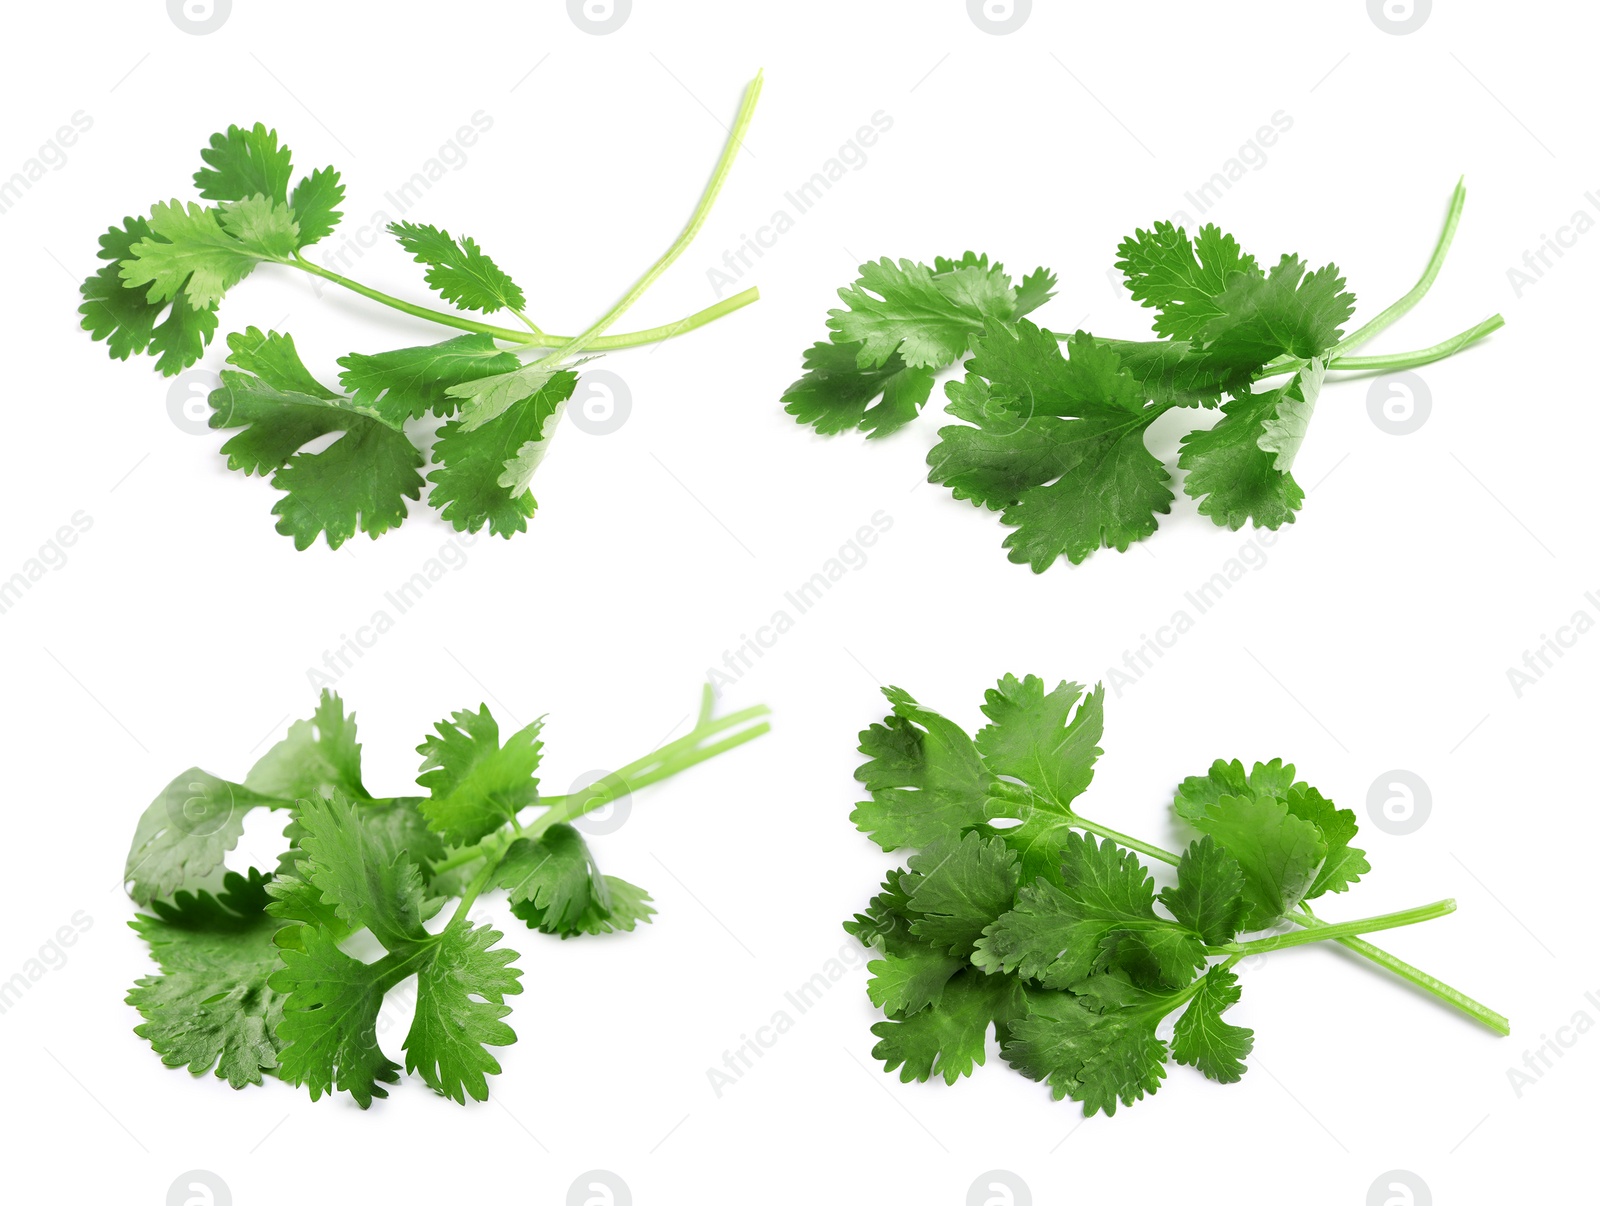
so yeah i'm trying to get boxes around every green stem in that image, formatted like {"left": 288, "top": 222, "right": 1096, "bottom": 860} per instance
{"left": 1291, "top": 905, "right": 1511, "bottom": 1036}
{"left": 1222, "top": 899, "right": 1455, "bottom": 954}
{"left": 526, "top": 69, "right": 764, "bottom": 370}
{"left": 288, "top": 255, "right": 759, "bottom": 350}
{"left": 1323, "top": 314, "right": 1504, "bottom": 375}
{"left": 1068, "top": 809, "right": 1506, "bottom": 1033}
{"left": 1334, "top": 177, "right": 1467, "bottom": 356}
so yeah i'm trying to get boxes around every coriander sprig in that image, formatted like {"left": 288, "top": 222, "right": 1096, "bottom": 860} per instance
{"left": 125, "top": 685, "right": 770, "bottom": 1107}
{"left": 784, "top": 182, "right": 1502, "bottom": 571}
{"left": 81, "top": 73, "right": 764, "bottom": 550}
{"left": 846, "top": 675, "right": 1505, "bottom": 1116}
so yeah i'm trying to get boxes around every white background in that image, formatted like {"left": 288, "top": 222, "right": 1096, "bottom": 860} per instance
{"left": 2, "top": 1, "right": 1594, "bottom": 1202}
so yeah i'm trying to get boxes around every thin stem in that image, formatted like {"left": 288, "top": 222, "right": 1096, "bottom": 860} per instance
{"left": 288, "top": 255, "right": 759, "bottom": 350}
{"left": 1069, "top": 809, "right": 1507, "bottom": 1033}
{"left": 525, "top": 69, "right": 764, "bottom": 370}
{"left": 1323, "top": 314, "right": 1504, "bottom": 375}
{"left": 1223, "top": 899, "right": 1455, "bottom": 954}
{"left": 1334, "top": 177, "right": 1467, "bottom": 356}
{"left": 1292, "top": 905, "right": 1511, "bottom": 1035}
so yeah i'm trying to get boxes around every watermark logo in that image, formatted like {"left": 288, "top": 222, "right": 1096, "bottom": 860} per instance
{"left": 167, "top": 0, "right": 231, "bottom": 35}
{"left": 1367, "top": 372, "right": 1431, "bottom": 435}
{"left": 1367, "top": 0, "right": 1430, "bottom": 35}
{"left": 568, "top": 0, "right": 630, "bottom": 34}
{"left": 967, "top": 1170, "right": 1031, "bottom": 1206}
{"left": 568, "top": 371, "right": 632, "bottom": 436}
{"left": 567, "top": 770, "right": 633, "bottom": 836}
{"left": 1366, "top": 1169, "right": 1430, "bottom": 1206}
{"left": 967, "top": 0, "right": 1031, "bottom": 35}
{"left": 168, "top": 369, "right": 220, "bottom": 434}
{"left": 1367, "top": 770, "right": 1431, "bottom": 836}
{"left": 566, "top": 1170, "right": 630, "bottom": 1206}
{"left": 167, "top": 1170, "right": 231, "bottom": 1206}
{"left": 168, "top": 777, "right": 242, "bottom": 839}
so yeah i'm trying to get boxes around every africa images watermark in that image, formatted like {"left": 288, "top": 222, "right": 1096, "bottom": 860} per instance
{"left": 1505, "top": 192, "right": 1600, "bottom": 299}
{"left": 707, "top": 511, "right": 893, "bottom": 693}
{"left": 706, "top": 112, "right": 894, "bottom": 299}
{"left": 0, "top": 111, "right": 93, "bottom": 218}
{"left": 1505, "top": 988, "right": 1600, "bottom": 1098}
{"left": 305, "top": 530, "right": 478, "bottom": 687}
{"left": 1503, "top": 588, "right": 1600, "bottom": 698}
{"left": 705, "top": 939, "right": 867, "bottom": 1098}
{"left": 0, "top": 512, "right": 94, "bottom": 618}
{"left": 1104, "top": 528, "right": 1280, "bottom": 696}
{"left": 315, "top": 111, "right": 496, "bottom": 277}
{"left": 0, "top": 912, "right": 93, "bottom": 1016}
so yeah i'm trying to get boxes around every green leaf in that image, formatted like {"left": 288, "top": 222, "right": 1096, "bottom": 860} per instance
{"left": 427, "top": 371, "right": 578, "bottom": 537}
{"left": 1003, "top": 983, "right": 1171, "bottom": 1116}
{"left": 416, "top": 705, "right": 543, "bottom": 846}
{"left": 1177, "top": 383, "right": 1306, "bottom": 531}
{"left": 522, "top": 875, "right": 655, "bottom": 938}
{"left": 194, "top": 123, "right": 293, "bottom": 206}
{"left": 1115, "top": 222, "right": 1260, "bottom": 342}
{"left": 976, "top": 675, "right": 1103, "bottom": 810}
{"left": 780, "top": 341, "right": 935, "bottom": 438}
{"left": 1174, "top": 757, "right": 1299, "bottom": 820}
{"left": 928, "top": 326, "right": 1173, "bottom": 570}
{"left": 904, "top": 831, "right": 1021, "bottom": 955}
{"left": 975, "top": 833, "right": 1204, "bottom": 990}
{"left": 1283, "top": 785, "right": 1369, "bottom": 898}
{"left": 209, "top": 338, "right": 425, "bottom": 550}
{"left": 119, "top": 200, "right": 263, "bottom": 310}
{"left": 829, "top": 257, "right": 1013, "bottom": 369}
{"left": 218, "top": 195, "right": 299, "bottom": 259}
{"left": 1012, "top": 266, "right": 1059, "bottom": 318}
{"left": 1258, "top": 357, "right": 1327, "bottom": 473}
{"left": 496, "top": 823, "right": 636, "bottom": 937}
{"left": 1159, "top": 838, "right": 1249, "bottom": 946}
{"left": 244, "top": 688, "right": 368, "bottom": 804}
{"left": 844, "top": 869, "right": 917, "bottom": 949}
{"left": 403, "top": 918, "right": 523, "bottom": 1103}
{"left": 851, "top": 687, "right": 994, "bottom": 850}
{"left": 1194, "top": 254, "right": 1355, "bottom": 380}
{"left": 867, "top": 945, "right": 966, "bottom": 1016}
{"left": 224, "top": 327, "right": 338, "bottom": 400}
{"left": 124, "top": 771, "right": 286, "bottom": 905}
{"left": 1171, "top": 966, "right": 1253, "bottom": 1083}
{"left": 1100, "top": 339, "right": 1229, "bottom": 408}
{"left": 292, "top": 793, "right": 430, "bottom": 948}
{"left": 389, "top": 220, "right": 526, "bottom": 314}
{"left": 79, "top": 216, "right": 221, "bottom": 376}
{"left": 870, "top": 968, "right": 1023, "bottom": 1085}
{"left": 269, "top": 923, "right": 401, "bottom": 1108}
{"left": 127, "top": 869, "right": 286, "bottom": 1089}
{"left": 337, "top": 334, "right": 523, "bottom": 424}
{"left": 290, "top": 166, "right": 344, "bottom": 247}
{"left": 1188, "top": 794, "right": 1326, "bottom": 929}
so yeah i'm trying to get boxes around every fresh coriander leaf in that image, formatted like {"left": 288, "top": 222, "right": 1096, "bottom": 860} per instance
{"left": 194, "top": 123, "right": 293, "bottom": 206}
{"left": 290, "top": 166, "right": 344, "bottom": 247}
{"left": 1194, "top": 255, "right": 1354, "bottom": 381}
{"left": 1258, "top": 357, "right": 1327, "bottom": 473}
{"left": 525, "top": 875, "right": 656, "bottom": 938}
{"left": 124, "top": 771, "right": 287, "bottom": 905}
{"left": 1189, "top": 794, "right": 1326, "bottom": 929}
{"left": 1116, "top": 222, "right": 1260, "bottom": 342}
{"left": 867, "top": 945, "right": 966, "bottom": 1017}
{"left": 337, "top": 333, "right": 523, "bottom": 424}
{"left": 1174, "top": 757, "right": 1301, "bottom": 820}
{"left": 403, "top": 918, "right": 523, "bottom": 1103}
{"left": 209, "top": 334, "right": 425, "bottom": 550}
{"left": 496, "top": 824, "right": 603, "bottom": 936}
{"left": 928, "top": 325, "right": 1174, "bottom": 570}
{"left": 127, "top": 869, "right": 286, "bottom": 1088}
{"left": 1012, "top": 266, "right": 1059, "bottom": 319}
{"left": 1003, "top": 982, "right": 1170, "bottom": 1116}
{"left": 870, "top": 968, "right": 1023, "bottom": 1085}
{"left": 1171, "top": 966, "right": 1253, "bottom": 1083}
{"left": 830, "top": 257, "right": 1012, "bottom": 369}
{"left": 218, "top": 195, "right": 299, "bottom": 260}
{"left": 428, "top": 371, "right": 578, "bottom": 537}
{"left": 1283, "top": 785, "right": 1369, "bottom": 898}
{"left": 120, "top": 200, "right": 262, "bottom": 310}
{"left": 79, "top": 216, "right": 221, "bottom": 375}
{"left": 243, "top": 687, "right": 368, "bottom": 804}
{"left": 851, "top": 687, "right": 994, "bottom": 850}
{"left": 292, "top": 794, "right": 430, "bottom": 948}
{"left": 270, "top": 923, "right": 401, "bottom": 1108}
{"left": 416, "top": 705, "right": 543, "bottom": 846}
{"left": 1177, "top": 383, "right": 1306, "bottom": 531}
{"left": 904, "top": 831, "right": 1021, "bottom": 955}
{"left": 976, "top": 675, "right": 1103, "bottom": 810}
{"left": 1099, "top": 339, "right": 1228, "bottom": 408}
{"left": 1158, "top": 837, "right": 1249, "bottom": 946}
{"left": 844, "top": 869, "right": 917, "bottom": 949}
{"left": 780, "top": 341, "right": 935, "bottom": 438}
{"left": 224, "top": 326, "right": 338, "bottom": 400}
{"left": 390, "top": 220, "right": 526, "bottom": 315}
